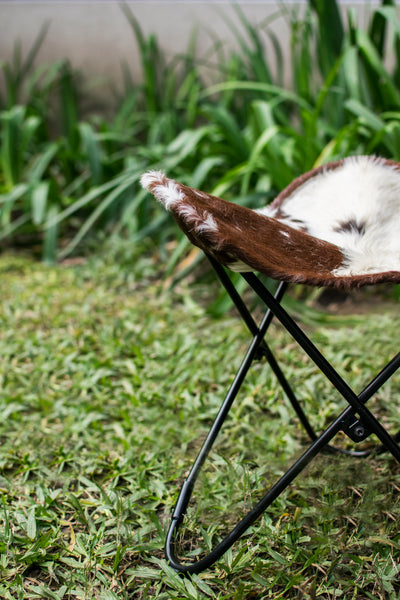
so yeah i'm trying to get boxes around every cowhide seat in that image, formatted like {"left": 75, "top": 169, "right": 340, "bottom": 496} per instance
{"left": 141, "top": 156, "right": 400, "bottom": 575}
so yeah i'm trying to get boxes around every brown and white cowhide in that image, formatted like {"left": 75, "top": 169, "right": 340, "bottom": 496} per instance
{"left": 141, "top": 156, "right": 400, "bottom": 288}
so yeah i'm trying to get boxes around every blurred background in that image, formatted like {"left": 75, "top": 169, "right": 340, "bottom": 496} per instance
{"left": 1, "top": 1, "right": 399, "bottom": 267}
{"left": 0, "top": 1, "right": 375, "bottom": 106}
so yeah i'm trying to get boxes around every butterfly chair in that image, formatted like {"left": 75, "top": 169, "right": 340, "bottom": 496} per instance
{"left": 141, "top": 155, "right": 400, "bottom": 575}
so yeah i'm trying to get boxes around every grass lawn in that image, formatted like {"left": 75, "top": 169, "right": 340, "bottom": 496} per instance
{"left": 0, "top": 248, "right": 399, "bottom": 599}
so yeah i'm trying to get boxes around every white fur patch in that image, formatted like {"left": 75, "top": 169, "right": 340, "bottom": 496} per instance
{"left": 258, "top": 156, "right": 400, "bottom": 276}
{"left": 140, "top": 170, "right": 165, "bottom": 190}
{"left": 141, "top": 171, "right": 219, "bottom": 236}
{"left": 177, "top": 204, "right": 219, "bottom": 234}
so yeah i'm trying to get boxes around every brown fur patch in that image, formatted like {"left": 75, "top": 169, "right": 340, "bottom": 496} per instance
{"left": 143, "top": 158, "right": 400, "bottom": 288}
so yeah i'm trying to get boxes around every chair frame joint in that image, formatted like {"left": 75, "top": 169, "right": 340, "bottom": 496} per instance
{"left": 340, "top": 410, "right": 371, "bottom": 443}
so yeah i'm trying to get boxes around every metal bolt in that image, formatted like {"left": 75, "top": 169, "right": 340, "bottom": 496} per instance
{"left": 354, "top": 425, "right": 365, "bottom": 438}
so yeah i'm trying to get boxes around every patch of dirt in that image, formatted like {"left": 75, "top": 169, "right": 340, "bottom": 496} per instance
{"left": 316, "top": 285, "right": 399, "bottom": 315}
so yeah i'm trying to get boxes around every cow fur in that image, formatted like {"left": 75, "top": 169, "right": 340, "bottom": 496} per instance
{"left": 140, "top": 156, "right": 400, "bottom": 288}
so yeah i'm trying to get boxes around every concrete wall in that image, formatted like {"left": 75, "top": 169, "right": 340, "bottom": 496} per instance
{"left": 0, "top": 1, "right": 387, "bottom": 104}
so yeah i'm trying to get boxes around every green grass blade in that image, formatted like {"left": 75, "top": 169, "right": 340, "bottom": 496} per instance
{"left": 202, "top": 81, "right": 312, "bottom": 112}
{"left": 0, "top": 106, "right": 40, "bottom": 189}
{"left": 341, "top": 46, "right": 362, "bottom": 102}
{"left": 0, "top": 105, "right": 25, "bottom": 188}
{"left": 121, "top": 3, "right": 161, "bottom": 113}
{"left": 56, "top": 175, "right": 138, "bottom": 258}
{"left": 46, "top": 172, "right": 131, "bottom": 226}
{"left": 30, "top": 181, "right": 49, "bottom": 225}
{"left": 190, "top": 156, "right": 224, "bottom": 189}
{"left": 0, "top": 183, "right": 28, "bottom": 207}
{"left": 369, "top": 0, "right": 396, "bottom": 57}
{"left": 164, "top": 126, "right": 213, "bottom": 170}
{"left": 79, "top": 122, "right": 103, "bottom": 186}
{"left": 382, "top": 121, "right": 400, "bottom": 159}
{"left": 27, "top": 142, "right": 59, "bottom": 183}
{"left": 309, "top": 0, "right": 344, "bottom": 74}
{"left": 356, "top": 28, "right": 400, "bottom": 108}
{"left": 345, "top": 99, "right": 385, "bottom": 131}
{"left": 0, "top": 184, "right": 28, "bottom": 233}
{"left": 231, "top": 3, "right": 273, "bottom": 84}
{"left": 42, "top": 205, "right": 59, "bottom": 263}
{"left": 290, "top": 10, "right": 313, "bottom": 102}
{"left": 202, "top": 104, "right": 249, "bottom": 161}
{"left": 0, "top": 212, "right": 30, "bottom": 240}
{"left": 211, "top": 163, "right": 249, "bottom": 197}
{"left": 59, "top": 62, "right": 79, "bottom": 152}
{"left": 241, "top": 125, "right": 280, "bottom": 195}
{"left": 19, "top": 22, "right": 50, "bottom": 83}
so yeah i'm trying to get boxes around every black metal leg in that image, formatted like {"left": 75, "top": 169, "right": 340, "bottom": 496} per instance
{"left": 166, "top": 269, "right": 289, "bottom": 528}
{"left": 208, "top": 256, "right": 319, "bottom": 442}
{"left": 243, "top": 273, "right": 400, "bottom": 462}
{"left": 164, "top": 267, "right": 400, "bottom": 574}
{"left": 208, "top": 259, "right": 370, "bottom": 453}
{"left": 166, "top": 411, "right": 341, "bottom": 574}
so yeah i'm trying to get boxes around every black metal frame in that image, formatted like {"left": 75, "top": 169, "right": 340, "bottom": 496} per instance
{"left": 165, "top": 255, "right": 400, "bottom": 575}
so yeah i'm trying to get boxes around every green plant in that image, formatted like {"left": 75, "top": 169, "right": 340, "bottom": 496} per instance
{"left": 0, "top": 21, "right": 50, "bottom": 110}
{"left": 1, "top": 0, "right": 400, "bottom": 268}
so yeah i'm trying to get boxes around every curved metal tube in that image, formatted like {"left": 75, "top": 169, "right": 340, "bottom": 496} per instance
{"left": 163, "top": 265, "right": 400, "bottom": 574}
{"left": 165, "top": 410, "right": 345, "bottom": 574}
{"left": 165, "top": 401, "right": 400, "bottom": 574}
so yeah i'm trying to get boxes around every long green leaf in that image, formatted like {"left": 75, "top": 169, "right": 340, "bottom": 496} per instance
{"left": 0, "top": 213, "right": 30, "bottom": 240}
{"left": 47, "top": 172, "right": 135, "bottom": 226}
{"left": 79, "top": 122, "right": 103, "bottom": 185}
{"left": 345, "top": 99, "right": 386, "bottom": 131}
{"left": 356, "top": 28, "right": 400, "bottom": 107}
{"left": 0, "top": 105, "right": 25, "bottom": 188}
{"left": 369, "top": 0, "right": 396, "bottom": 57}
{"left": 202, "top": 81, "right": 312, "bottom": 112}
{"left": 241, "top": 125, "right": 280, "bottom": 195}
{"left": 59, "top": 62, "right": 79, "bottom": 152}
{"left": 56, "top": 176, "right": 138, "bottom": 258}
{"left": 309, "top": 0, "right": 344, "bottom": 75}
{"left": 31, "top": 181, "right": 49, "bottom": 225}
{"left": 202, "top": 104, "right": 249, "bottom": 161}
{"left": 43, "top": 205, "right": 59, "bottom": 263}
{"left": 0, "top": 184, "right": 28, "bottom": 231}
{"left": 27, "top": 142, "right": 59, "bottom": 184}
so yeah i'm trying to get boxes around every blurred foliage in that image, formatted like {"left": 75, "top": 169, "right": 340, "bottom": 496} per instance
{"left": 1, "top": 0, "right": 400, "bottom": 266}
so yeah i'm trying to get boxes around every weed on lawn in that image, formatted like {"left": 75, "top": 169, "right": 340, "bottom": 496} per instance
{"left": 0, "top": 250, "right": 399, "bottom": 599}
